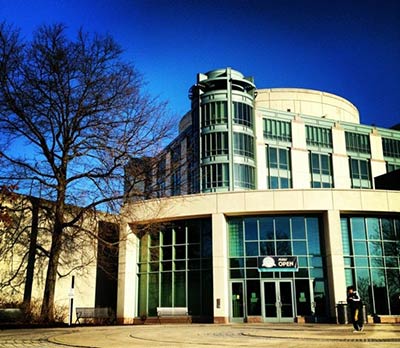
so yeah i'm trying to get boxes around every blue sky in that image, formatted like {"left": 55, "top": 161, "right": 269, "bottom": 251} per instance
{"left": 1, "top": 0, "right": 399, "bottom": 131}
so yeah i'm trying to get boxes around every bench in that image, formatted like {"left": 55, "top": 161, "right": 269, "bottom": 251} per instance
{"left": 75, "top": 307, "right": 115, "bottom": 324}
{"left": 156, "top": 307, "right": 191, "bottom": 324}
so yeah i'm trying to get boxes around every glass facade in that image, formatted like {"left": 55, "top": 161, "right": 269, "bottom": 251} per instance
{"left": 266, "top": 147, "right": 292, "bottom": 188}
{"left": 382, "top": 137, "right": 400, "bottom": 158}
{"left": 345, "top": 132, "right": 371, "bottom": 154}
{"left": 202, "top": 163, "right": 229, "bottom": 191}
{"left": 264, "top": 119, "right": 292, "bottom": 142}
{"left": 201, "top": 101, "right": 228, "bottom": 127}
{"left": 233, "top": 102, "right": 253, "bottom": 127}
{"left": 228, "top": 215, "right": 329, "bottom": 320}
{"left": 349, "top": 158, "right": 372, "bottom": 189}
{"left": 309, "top": 152, "right": 333, "bottom": 188}
{"left": 137, "top": 219, "right": 213, "bottom": 320}
{"left": 341, "top": 216, "right": 400, "bottom": 315}
{"left": 306, "top": 125, "right": 332, "bottom": 148}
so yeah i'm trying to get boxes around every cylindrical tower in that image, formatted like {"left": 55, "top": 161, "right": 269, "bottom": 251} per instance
{"left": 189, "top": 68, "right": 257, "bottom": 192}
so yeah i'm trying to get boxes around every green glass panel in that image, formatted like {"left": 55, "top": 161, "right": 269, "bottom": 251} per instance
{"left": 307, "top": 218, "right": 321, "bottom": 255}
{"left": 354, "top": 241, "right": 367, "bottom": 255}
{"left": 161, "top": 272, "right": 172, "bottom": 306}
{"left": 383, "top": 242, "right": 397, "bottom": 256}
{"left": 148, "top": 273, "right": 159, "bottom": 316}
{"left": 351, "top": 217, "right": 366, "bottom": 239}
{"left": 138, "top": 274, "right": 148, "bottom": 316}
{"left": 366, "top": 218, "right": 380, "bottom": 240}
{"left": 382, "top": 219, "right": 395, "bottom": 239}
{"left": 355, "top": 257, "right": 369, "bottom": 267}
{"left": 260, "top": 241, "right": 275, "bottom": 255}
{"left": 174, "top": 272, "right": 186, "bottom": 307}
{"left": 368, "top": 241, "right": 383, "bottom": 256}
{"left": 277, "top": 241, "right": 291, "bottom": 255}
{"left": 276, "top": 217, "right": 290, "bottom": 239}
{"left": 229, "top": 220, "right": 244, "bottom": 257}
{"left": 292, "top": 217, "right": 306, "bottom": 239}
{"left": 293, "top": 241, "right": 307, "bottom": 255}
{"left": 245, "top": 218, "right": 258, "bottom": 240}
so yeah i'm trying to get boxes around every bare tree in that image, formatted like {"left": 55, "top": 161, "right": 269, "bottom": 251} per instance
{"left": 0, "top": 22, "right": 174, "bottom": 322}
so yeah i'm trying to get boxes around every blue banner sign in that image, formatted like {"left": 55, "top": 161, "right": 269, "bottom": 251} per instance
{"left": 258, "top": 256, "right": 298, "bottom": 272}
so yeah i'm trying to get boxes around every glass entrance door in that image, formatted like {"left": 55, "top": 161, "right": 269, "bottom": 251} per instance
{"left": 230, "top": 281, "right": 245, "bottom": 322}
{"left": 262, "top": 280, "right": 294, "bottom": 322}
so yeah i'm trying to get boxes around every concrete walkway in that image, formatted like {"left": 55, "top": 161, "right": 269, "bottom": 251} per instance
{"left": 0, "top": 323, "right": 399, "bottom": 348}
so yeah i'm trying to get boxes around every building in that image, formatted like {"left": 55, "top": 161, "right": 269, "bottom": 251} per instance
{"left": 120, "top": 68, "right": 400, "bottom": 324}
{"left": 119, "top": 68, "right": 400, "bottom": 324}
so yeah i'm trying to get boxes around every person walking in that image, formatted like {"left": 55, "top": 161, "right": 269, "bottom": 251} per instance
{"left": 347, "top": 285, "right": 364, "bottom": 332}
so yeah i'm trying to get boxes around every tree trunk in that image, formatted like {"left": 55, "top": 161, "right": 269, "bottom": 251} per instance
{"left": 23, "top": 197, "right": 39, "bottom": 306}
{"left": 40, "top": 220, "right": 63, "bottom": 322}
{"left": 41, "top": 184, "right": 66, "bottom": 322}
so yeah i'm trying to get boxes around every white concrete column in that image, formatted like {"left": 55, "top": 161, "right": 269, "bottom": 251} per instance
{"left": 369, "top": 128, "right": 386, "bottom": 184}
{"left": 332, "top": 123, "right": 351, "bottom": 188}
{"left": 291, "top": 115, "right": 309, "bottom": 189}
{"left": 323, "top": 210, "right": 347, "bottom": 318}
{"left": 212, "top": 213, "right": 229, "bottom": 323}
{"left": 255, "top": 111, "right": 267, "bottom": 190}
{"left": 117, "top": 223, "right": 139, "bottom": 324}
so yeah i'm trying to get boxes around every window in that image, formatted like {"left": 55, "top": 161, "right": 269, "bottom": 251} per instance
{"left": 306, "top": 125, "right": 332, "bottom": 148}
{"left": 263, "top": 119, "right": 292, "bottom": 142}
{"left": 386, "top": 162, "right": 400, "bottom": 173}
{"left": 201, "top": 132, "right": 229, "bottom": 157}
{"left": 382, "top": 138, "right": 400, "bottom": 158}
{"left": 201, "top": 101, "right": 228, "bottom": 127}
{"left": 340, "top": 216, "right": 400, "bottom": 315}
{"left": 349, "top": 158, "right": 371, "bottom": 188}
{"left": 228, "top": 215, "right": 328, "bottom": 317}
{"left": 345, "top": 132, "right": 370, "bottom": 154}
{"left": 233, "top": 132, "right": 254, "bottom": 158}
{"left": 233, "top": 102, "right": 253, "bottom": 128}
{"left": 202, "top": 163, "right": 229, "bottom": 190}
{"left": 309, "top": 152, "right": 333, "bottom": 188}
{"left": 138, "top": 219, "right": 213, "bottom": 317}
{"left": 234, "top": 163, "right": 255, "bottom": 189}
{"left": 266, "top": 147, "right": 292, "bottom": 189}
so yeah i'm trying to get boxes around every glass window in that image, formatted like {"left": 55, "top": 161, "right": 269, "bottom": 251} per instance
{"left": 275, "top": 217, "right": 290, "bottom": 239}
{"left": 234, "top": 163, "right": 255, "bottom": 189}
{"left": 382, "top": 137, "right": 400, "bottom": 158}
{"left": 229, "top": 220, "right": 244, "bottom": 257}
{"left": 233, "top": 132, "right": 255, "bottom": 158}
{"left": 309, "top": 152, "right": 333, "bottom": 188}
{"left": 260, "top": 241, "right": 275, "bottom": 255}
{"left": 349, "top": 158, "right": 372, "bottom": 188}
{"left": 263, "top": 118, "right": 292, "bottom": 141}
{"left": 307, "top": 218, "right": 321, "bottom": 255}
{"left": 293, "top": 241, "right": 307, "bottom": 255}
{"left": 341, "top": 216, "right": 400, "bottom": 315}
{"left": 306, "top": 125, "right": 332, "bottom": 148}
{"left": 292, "top": 217, "right": 306, "bottom": 239}
{"left": 366, "top": 218, "right": 380, "bottom": 240}
{"left": 267, "top": 147, "right": 292, "bottom": 189}
{"left": 245, "top": 242, "right": 259, "bottom": 256}
{"left": 247, "top": 280, "right": 261, "bottom": 315}
{"left": 277, "top": 241, "right": 291, "bottom": 255}
{"left": 259, "top": 217, "right": 274, "bottom": 240}
{"left": 351, "top": 217, "right": 366, "bottom": 239}
{"left": 354, "top": 241, "right": 367, "bottom": 255}
{"left": 345, "top": 132, "right": 370, "bottom": 154}
{"left": 245, "top": 218, "right": 258, "bottom": 240}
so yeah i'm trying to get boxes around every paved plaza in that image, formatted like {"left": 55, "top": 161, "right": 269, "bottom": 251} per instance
{"left": 0, "top": 323, "right": 399, "bottom": 348}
